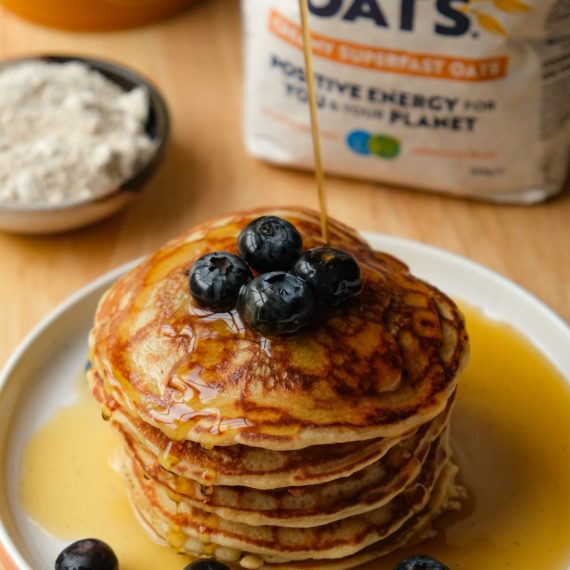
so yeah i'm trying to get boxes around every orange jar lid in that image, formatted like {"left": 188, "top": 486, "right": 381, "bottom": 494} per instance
{"left": 0, "top": 0, "right": 195, "bottom": 31}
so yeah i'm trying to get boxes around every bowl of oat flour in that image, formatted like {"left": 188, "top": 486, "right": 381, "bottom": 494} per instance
{"left": 0, "top": 55, "right": 169, "bottom": 234}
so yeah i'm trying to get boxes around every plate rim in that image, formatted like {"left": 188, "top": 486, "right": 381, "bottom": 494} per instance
{"left": 364, "top": 232, "right": 570, "bottom": 343}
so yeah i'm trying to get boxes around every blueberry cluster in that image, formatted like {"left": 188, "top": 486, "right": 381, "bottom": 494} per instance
{"left": 188, "top": 215, "right": 363, "bottom": 335}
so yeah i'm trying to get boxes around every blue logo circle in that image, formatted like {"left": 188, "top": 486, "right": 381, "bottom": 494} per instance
{"left": 346, "top": 130, "right": 371, "bottom": 156}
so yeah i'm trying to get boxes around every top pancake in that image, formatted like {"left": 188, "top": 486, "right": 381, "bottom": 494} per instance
{"left": 88, "top": 207, "right": 468, "bottom": 450}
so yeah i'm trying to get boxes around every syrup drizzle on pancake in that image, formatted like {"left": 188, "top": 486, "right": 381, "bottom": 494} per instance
{"left": 89, "top": 208, "right": 467, "bottom": 451}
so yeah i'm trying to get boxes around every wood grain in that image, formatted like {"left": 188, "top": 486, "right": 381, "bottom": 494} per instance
{"left": 0, "top": 0, "right": 569, "bottom": 567}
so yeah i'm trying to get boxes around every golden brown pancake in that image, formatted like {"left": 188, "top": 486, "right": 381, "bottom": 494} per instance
{"left": 89, "top": 207, "right": 469, "bottom": 450}
{"left": 117, "top": 429, "right": 451, "bottom": 562}
{"left": 89, "top": 369, "right": 417, "bottom": 489}
{"left": 119, "top": 408, "right": 450, "bottom": 527}
{"left": 260, "top": 461, "right": 462, "bottom": 570}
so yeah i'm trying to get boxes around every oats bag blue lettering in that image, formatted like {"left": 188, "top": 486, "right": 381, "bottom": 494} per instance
{"left": 307, "top": 0, "right": 470, "bottom": 35}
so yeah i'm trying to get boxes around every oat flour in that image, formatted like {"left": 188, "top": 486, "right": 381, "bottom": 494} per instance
{"left": 0, "top": 60, "right": 156, "bottom": 205}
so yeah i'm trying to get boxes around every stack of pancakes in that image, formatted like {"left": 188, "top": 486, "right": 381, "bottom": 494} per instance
{"left": 87, "top": 207, "right": 469, "bottom": 569}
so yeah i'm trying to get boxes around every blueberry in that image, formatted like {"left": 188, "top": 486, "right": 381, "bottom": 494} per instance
{"left": 393, "top": 554, "right": 450, "bottom": 570}
{"left": 237, "top": 216, "right": 302, "bottom": 272}
{"left": 238, "top": 272, "right": 315, "bottom": 335}
{"left": 183, "top": 559, "right": 230, "bottom": 570}
{"left": 291, "top": 247, "right": 362, "bottom": 307}
{"left": 189, "top": 252, "right": 253, "bottom": 311}
{"left": 55, "top": 538, "right": 118, "bottom": 570}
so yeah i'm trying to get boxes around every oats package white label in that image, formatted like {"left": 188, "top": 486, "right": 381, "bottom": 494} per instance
{"left": 242, "top": 0, "right": 570, "bottom": 203}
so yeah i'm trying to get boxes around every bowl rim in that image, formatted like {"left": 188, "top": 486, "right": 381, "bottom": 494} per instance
{"left": 0, "top": 53, "right": 170, "bottom": 213}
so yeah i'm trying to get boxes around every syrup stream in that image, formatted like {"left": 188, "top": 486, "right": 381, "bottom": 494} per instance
{"left": 298, "top": 0, "right": 330, "bottom": 244}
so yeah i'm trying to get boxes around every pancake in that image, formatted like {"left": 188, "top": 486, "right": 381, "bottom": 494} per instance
{"left": 260, "top": 461, "right": 462, "bottom": 570}
{"left": 89, "top": 369, "right": 417, "bottom": 489}
{"left": 117, "top": 428, "right": 451, "bottom": 563}
{"left": 89, "top": 207, "right": 469, "bottom": 450}
{"left": 119, "top": 402, "right": 451, "bottom": 527}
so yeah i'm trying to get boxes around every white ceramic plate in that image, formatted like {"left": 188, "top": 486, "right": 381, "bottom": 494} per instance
{"left": 0, "top": 234, "right": 569, "bottom": 570}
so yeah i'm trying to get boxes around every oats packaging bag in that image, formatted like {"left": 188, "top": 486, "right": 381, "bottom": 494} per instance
{"left": 242, "top": 0, "right": 570, "bottom": 203}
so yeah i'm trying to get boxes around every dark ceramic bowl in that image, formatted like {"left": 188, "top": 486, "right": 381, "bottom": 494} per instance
{"left": 0, "top": 54, "right": 170, "bottom": 234}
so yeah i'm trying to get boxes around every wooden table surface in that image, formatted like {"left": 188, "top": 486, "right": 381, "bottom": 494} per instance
{"left": 0, "top": 0, "right": 568, "bottom": 568}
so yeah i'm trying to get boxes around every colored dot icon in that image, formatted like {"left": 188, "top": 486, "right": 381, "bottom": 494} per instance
{"left": 346, "top": 130, "right": 401, "bottom": 159}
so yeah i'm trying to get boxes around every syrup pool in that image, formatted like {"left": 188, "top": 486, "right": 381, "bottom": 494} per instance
{"left": 19, "top": 305, "right": 570, "bottom": 570}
